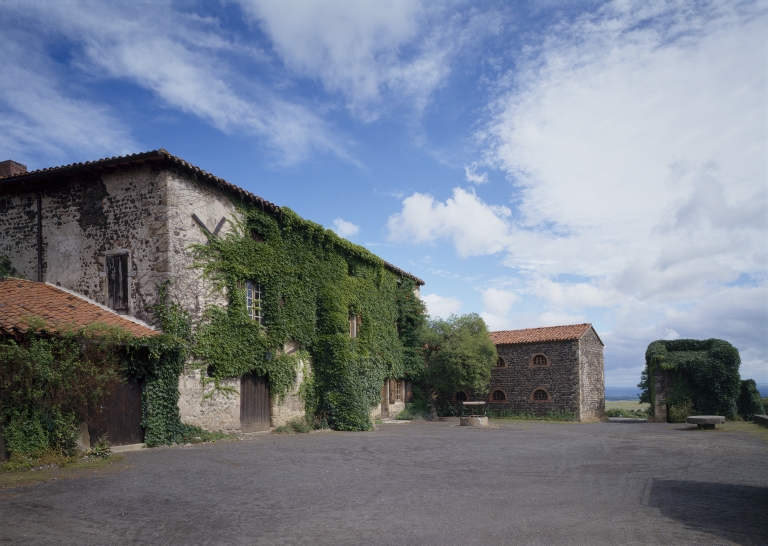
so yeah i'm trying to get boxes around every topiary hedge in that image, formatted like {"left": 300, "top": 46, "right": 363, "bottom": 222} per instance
{"left": 641, "top": 338, "right": 741, "bottom": 420}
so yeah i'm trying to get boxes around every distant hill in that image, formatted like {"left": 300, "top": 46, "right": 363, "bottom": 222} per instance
{"left": 606, "top": 384, "right": 768, "bottom": 401}
{"left": 605, "top": 387, "right": 642, "bottom": 401}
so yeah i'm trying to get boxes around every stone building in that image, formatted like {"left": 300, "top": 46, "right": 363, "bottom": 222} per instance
{"left": 465, "top": 324, "right": 605, "bottom": 421}
{"left": 0, "top": 150, "right": 423, "bottom": 434}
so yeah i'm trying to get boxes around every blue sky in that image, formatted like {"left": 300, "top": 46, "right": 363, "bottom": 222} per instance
{"left": 1, "top": 0, "right": 766, "bottom": 386}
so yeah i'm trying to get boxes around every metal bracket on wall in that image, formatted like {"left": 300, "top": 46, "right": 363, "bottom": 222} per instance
{"left": 192, "top": 214, "right": 226, "bottom": 243}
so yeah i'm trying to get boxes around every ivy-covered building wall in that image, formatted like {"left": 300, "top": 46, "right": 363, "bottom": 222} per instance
{"left": 0, "top": 150, "right": 425, "bottom": 433}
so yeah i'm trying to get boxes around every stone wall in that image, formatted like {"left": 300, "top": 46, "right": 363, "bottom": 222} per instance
{"left": 178, "top": 368, "right": 241, "bottom": 432}
{"left": 0, "top": 166, "right": 171, "bottom": 324}
{"left": 487, "top": 340, "right": 581, "bottom": 417}
{"left": 269, "top": 355, "right": 309, "bottom": 428}
{"left": 578, "top": 327, "right": 605, "bottom": 420}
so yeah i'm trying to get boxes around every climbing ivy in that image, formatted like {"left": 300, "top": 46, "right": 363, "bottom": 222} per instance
{"left": 191, "top": 206, "right": 425, "bottom": 431}
{"left": 641, "top": 339, "right": 742, "bottom": 419}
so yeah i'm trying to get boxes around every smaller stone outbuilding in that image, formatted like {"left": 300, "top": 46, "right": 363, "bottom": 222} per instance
{"left": 475, "top": 324, "right": 605, "bottom": 421}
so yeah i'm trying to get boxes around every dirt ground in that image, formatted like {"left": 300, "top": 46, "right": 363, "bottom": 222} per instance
{"left": 1, "top": 419, "right": 766, "bottom": 545}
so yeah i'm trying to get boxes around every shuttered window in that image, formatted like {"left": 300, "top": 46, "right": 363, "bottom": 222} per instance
{"left": 107, "top": 254, "right": 129, "bottom": 312}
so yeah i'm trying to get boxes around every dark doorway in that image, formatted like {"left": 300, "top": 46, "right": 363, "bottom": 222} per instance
{"left": 240, "top": 372, "right": 270, "bottom": 432}
{"left": 90, "top": 379, "right": 144, "bottom": 447}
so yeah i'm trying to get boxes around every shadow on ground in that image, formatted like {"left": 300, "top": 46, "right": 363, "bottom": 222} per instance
{"left": 646, "top": 480, "right": 768, "bottom": 545}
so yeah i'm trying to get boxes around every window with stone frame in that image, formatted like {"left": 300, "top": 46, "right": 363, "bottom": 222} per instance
{"left": 349, "top": 311, "right": 361, "bottom": 338}
{"left": 246, "top": 281, "right": 264, "bottom": 325}
{"left": 496, "top": 357, "right": 506, "bottom": 367}
{"left": 491, "top": 389, "right": 506, "bottom": 401}
{"left": 533, "top": 389, "right": 549, "bottom": 401}
{"left": 106, "top": 253, "right": 129, "bottom": 313}
{"left": 454, "top": 391, "right": 468, "bottom": 402}
{"left": 531, "top": 353, "right": 549, "bottom": 367}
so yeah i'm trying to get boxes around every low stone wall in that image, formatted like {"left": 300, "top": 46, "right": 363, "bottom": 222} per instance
{"left": 754, "top": 415, "right": 768, "bottom": 426}
{"left": 178, "top": 369, "right": 241, "bottom": 432}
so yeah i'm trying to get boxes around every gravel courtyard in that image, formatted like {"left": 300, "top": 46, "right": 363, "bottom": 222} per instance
{"left": 1, "top": 419, "right": 766, "bottom": 545}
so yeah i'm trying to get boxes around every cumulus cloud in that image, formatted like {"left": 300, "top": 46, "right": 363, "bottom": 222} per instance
{"left": 390, "top": 1, "right": 768, "bottom": 383}
{"left": 333, "top": 218, "right": 360, "bottom": 238}
{"left": 493, "top": 0, "right": 765, "bottom": 381}
{"left": 242, "top": 0, "right": 451, "bottom": 121}
{"left": 481, "top": 288, "right": 519, "bottom": 316}
{"left": 386, "top": 187, "right": 513, "bottom": 257}
{"left": 422, "top": 293, "right": 462, "bottom": 319}
{"left": 1, "top": 2, "right": 351, "bottom": 166}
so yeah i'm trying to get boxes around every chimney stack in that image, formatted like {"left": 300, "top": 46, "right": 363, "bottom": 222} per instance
{"left": 0, "top": 160, "right": 28, "bottom": 178}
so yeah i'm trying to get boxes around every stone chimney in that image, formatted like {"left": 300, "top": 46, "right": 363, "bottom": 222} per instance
{"left": 0, "top": 160, "right": 28, "bottom": 178}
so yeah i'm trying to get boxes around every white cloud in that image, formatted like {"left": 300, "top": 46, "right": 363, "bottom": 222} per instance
{"left": 422, "top": 293, "right": 462, "bottom": 319}
{"left": 463, "top": 164, "right": 488, "bottom": 184}
{"left": 388, "top": 2, "right": 768, "bottom": 384}
{"left": 386, "top": 187, "right": 513, "bottom": 257}
{"left": 241, "top": 0, "right": 452, "bottom": 120}
{"left": 480, "top": 312, "right": 515, "bottom": 332}
{"left": 0, "top": 30, "right": 137, "bottom": 163}
{"left": 333, "top": 218, "right": 360, "bottom": 238}
{"left": 481, "top": 288, "right": 519, "bottom": 316}
{"left": 2, "top": 2, "right": 351, "bottom": 166}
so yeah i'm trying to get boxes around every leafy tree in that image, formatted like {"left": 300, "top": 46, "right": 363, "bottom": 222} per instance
{"left": 737, "top": 379, "right": 765, "bottom": 421}
{"left": 420, "top": 313, "right": 497, "bottom": 410}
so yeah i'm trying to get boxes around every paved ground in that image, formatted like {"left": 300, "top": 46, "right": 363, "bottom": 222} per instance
{"left": 1, "top": 419, "right": 766, "bottom": 545}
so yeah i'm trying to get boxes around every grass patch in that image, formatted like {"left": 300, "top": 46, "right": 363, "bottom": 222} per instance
{"left": 605, "top": 400, "right": 649, "bottom": 411}
{"left": 0, "top": 454, "right": 126, "bottom": 490}
{"left": 274, "top": 417, "right": 324, "bottom": 434}
{"left": 177, "top": 425, "right": 231, "bottom": 444}
{"left": 488, "top": 409, "right": 577, "bottom": 422}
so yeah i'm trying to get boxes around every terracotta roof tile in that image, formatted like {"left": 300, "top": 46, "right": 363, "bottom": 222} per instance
{"left": 0, "top": 278, "right": 158, "bottom": 338}
{"left": 489, "top": 324, "right": 594, "bottom": 345}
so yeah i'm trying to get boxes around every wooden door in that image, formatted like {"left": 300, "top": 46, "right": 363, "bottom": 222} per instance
{"left": 90, "top": 379, "right": 144, "bottom": 447}
{"left": 240, "top": 372, "right": 270, "bottom": 432}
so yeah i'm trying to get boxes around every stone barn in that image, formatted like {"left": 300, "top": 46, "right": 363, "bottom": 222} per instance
{"left": 0, "top": 150, "right": 423, "bottom": 434}
{"left": 476, "top": 324, "right": 605, "bottom": 421}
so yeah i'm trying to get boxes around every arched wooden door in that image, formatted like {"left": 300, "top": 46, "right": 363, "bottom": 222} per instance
{"left": 240, "top": 372, "right": 270, "bottom": 432}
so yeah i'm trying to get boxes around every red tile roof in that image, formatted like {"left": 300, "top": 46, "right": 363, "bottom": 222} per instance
{"left": 0, "top": 278, "right": 158, "bottom": 338}
{"left": 0, "top": 149, "right": 424, "bottom": 286}
{"left": 489, "top": 324, "right": 596, "bottom": 345}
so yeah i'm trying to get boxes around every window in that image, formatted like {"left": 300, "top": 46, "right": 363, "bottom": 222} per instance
{"left": 389, "top": 379, "right": 403, "bottom": 403}
{"left": 106, "top": 253, "right": 129, "bottom": 313}
{"left": 250, "top": 229, "right": 264, "bottom": 243}
{"left": 454, "top": 391, "right": 468, "bottom": 402}
{"left": 246, "top": 281, "right": 264, "bottom": 325}
{"left": 533, "top": 389, "right": 548, "bottom": 401}
{"left": 491, "top": 389, "right": 506, "bottom": 401}
{"left": 531, "top": 354, "right": 549, "bottom": 367}
{"left": 496, "top": 357, "right": 506, "bottom": 367}
{"left": 349, "top": 312, "right": 360, "bottom": 338}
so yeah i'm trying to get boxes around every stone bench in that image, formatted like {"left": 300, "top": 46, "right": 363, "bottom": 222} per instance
{"left": 753, "top": 415, "right": 768, "bottom": 426}
{"left": 686, "top": 415, "right": 725, "bottom": 430}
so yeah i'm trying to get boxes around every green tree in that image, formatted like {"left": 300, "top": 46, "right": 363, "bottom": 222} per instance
{"left": 421, "top": 313, "right": 497, "bottom": 410}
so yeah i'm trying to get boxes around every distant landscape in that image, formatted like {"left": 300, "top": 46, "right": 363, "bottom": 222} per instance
{"left": 606, "top": 385, "right": 768, "bottom": 401}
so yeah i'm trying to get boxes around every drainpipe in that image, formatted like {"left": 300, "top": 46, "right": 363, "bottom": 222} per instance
{"left": 36, "top": 192, "right": 42, "bottom": 282}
